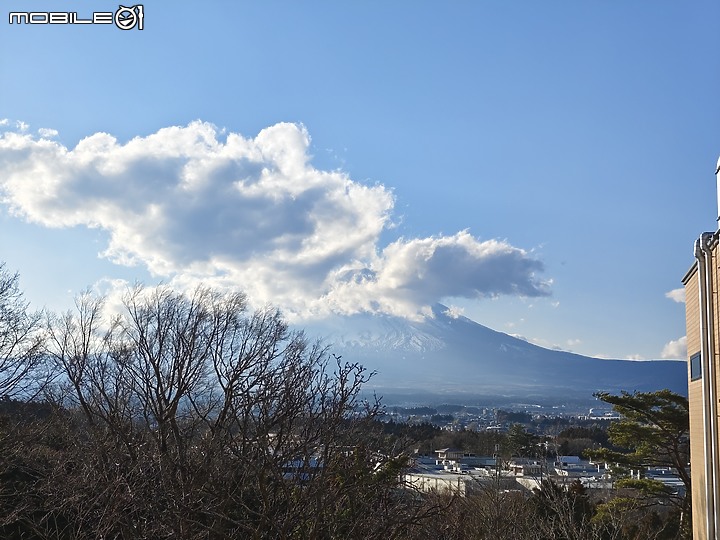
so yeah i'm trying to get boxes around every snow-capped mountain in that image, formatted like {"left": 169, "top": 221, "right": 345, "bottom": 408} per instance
{"left": 305, "top": 305, "right": 687, "bottom": 401}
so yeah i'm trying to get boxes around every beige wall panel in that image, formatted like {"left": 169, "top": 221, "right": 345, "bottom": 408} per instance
{"left": 689, "top": 381, "right": 707, "bottom": 540}
{"left": 685, "top": 265, "right": 706, "bottom": 539}
{"left": 686, "top": 271, "right": 700, "bottom": 359}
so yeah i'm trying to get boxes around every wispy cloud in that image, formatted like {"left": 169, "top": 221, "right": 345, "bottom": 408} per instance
{"left": 665, "top": 288, "right": 685, "bottom": 303}
{"left": 510, "top": 333, "right": 580, "bottom": 353}
{"left": 0, "top": 121, "right": 551, "bottom": 320}
{"left": 566, "top": 338, "right": 581, "bottom": 348}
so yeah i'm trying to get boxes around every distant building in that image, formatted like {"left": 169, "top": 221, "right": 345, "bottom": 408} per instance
{"left": 507, "top": 458, "right": 543, "bottom": 477}
{"left": 682, "top": 157, "right": 720, "bottom": 540}
{"left": 434, "top": 448, "right": 468, "bottom": 461}
{"left": 404, "top": 471, "right": 471, "bottom": 496}
{"left": 553, "top": 457, "right": 605, "bottom": 478}
{"left": 556, "top": 455, "right": 581, "bottom": 466}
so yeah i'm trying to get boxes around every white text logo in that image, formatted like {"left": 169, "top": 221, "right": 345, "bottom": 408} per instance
{"left": 9, "top": 5, "right": 144, "bottom": 30}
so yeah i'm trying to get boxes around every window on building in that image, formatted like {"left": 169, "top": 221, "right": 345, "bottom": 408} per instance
{"left": 690, "top": 352, "right": 702, "bottom": 381}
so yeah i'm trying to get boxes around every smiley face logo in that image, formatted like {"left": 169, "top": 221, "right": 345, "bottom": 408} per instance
{"left": 115, "top": 5, "right": 144, "bottom": 30}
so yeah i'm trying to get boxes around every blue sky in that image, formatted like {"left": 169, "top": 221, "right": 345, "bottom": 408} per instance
{"left": 0, "top": 1, "right": 718, "bottom": 360}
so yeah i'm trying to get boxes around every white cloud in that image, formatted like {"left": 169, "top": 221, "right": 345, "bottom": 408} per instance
{"left": 37, "top": 128, "right": 58, "bottom": 138}
{"left": 0, "top": 121, "right": 551, "bottom": 321}
{"left": 661, "top": 336, "right": 687, "bottom": 359}
{"left": 443, "top": 305, "right": 464, "bottom": 319}
{"left": 321, "top": 232, "right": 549, "bottom": 319}
{"left": 665, "top": 288, "right": 685, "bottom": 303}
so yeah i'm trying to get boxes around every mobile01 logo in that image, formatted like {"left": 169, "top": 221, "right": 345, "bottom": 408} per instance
{"left": 9, "top": 5, "right": 144, "bottom": 30}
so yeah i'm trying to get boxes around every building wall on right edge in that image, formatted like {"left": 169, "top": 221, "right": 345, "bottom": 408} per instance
{"left": 684, "top": 264, "right": 707, "bottom": 540}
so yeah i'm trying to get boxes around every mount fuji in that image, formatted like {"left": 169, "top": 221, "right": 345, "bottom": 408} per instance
{"left": 305, "top": 305, "right": 687, "bottom": 403}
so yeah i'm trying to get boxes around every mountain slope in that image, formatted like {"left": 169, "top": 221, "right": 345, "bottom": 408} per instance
{"left": 307, "top": 305, "right": 687, "bottom": 400}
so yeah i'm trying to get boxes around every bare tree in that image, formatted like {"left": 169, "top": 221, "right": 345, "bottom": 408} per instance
{"left": 36, "top": 284, "right": 434, "bottom": 539}
{"left": 0, "top": 263, "right": 46, "bottom": 399}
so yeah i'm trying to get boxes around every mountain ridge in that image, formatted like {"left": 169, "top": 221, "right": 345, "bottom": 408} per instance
{"left": 305, "top": 304, "right": 687, "bottom": 401}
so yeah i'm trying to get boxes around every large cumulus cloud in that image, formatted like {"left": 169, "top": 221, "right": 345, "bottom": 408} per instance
{"left": 0, "top": 121, "right": 550, "bottom": 320}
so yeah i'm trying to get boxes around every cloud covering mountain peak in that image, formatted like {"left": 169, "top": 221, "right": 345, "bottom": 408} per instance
{"left": 0, "top": 120, "right": 550, "bottom": 320}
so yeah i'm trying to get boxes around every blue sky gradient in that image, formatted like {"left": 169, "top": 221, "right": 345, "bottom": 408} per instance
{"left": 1, "top": 1, "right": 718, "bottom": 360}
